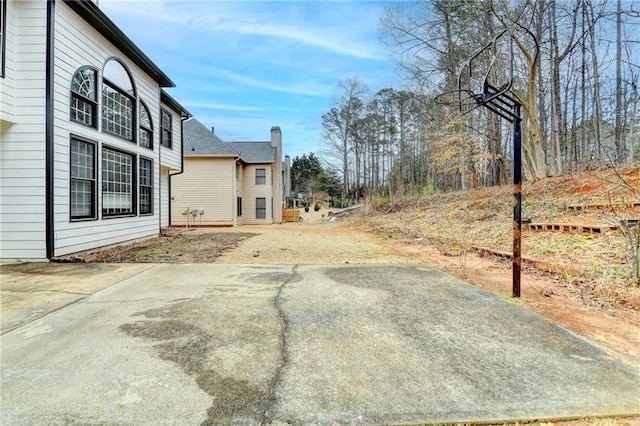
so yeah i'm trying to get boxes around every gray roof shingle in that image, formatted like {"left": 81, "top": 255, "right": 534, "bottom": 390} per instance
{"left": 183, "top": 118, "right": 237, "bottom": 156}
{"left": 183, "top": 118, "right": 276, "bottom": 163}
{"left": 229, "top": 142, "right": 276, "bottom": 163}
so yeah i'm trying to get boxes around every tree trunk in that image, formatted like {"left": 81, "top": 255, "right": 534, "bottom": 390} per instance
{"left": 586, "top": 1, "right": 604, "bottom": 165}
{"left": 614, "top": 0, "right": 625, "bottom": 164}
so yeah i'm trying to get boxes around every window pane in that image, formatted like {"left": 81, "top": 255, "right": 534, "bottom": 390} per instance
{"left": 70, "top": 68, "right": 97, "bottom": 127}
{"left": 139, "top": 129, "right": 151, "bottom": 148}
{"left": 71, "top": 68, "right": 96, "bottom": 100}
{"left": 71, "top": 96, "right": 93, "bottom": 126}
{"left": 71, "top": 180, "right": 92, "bottom": 217}
{"left": 70, "top": 139, "right": 95, "bottom": 219}
{"left": 139, "top": 158, "right": 153, "bottom": 214}
{"left": 103, "top": 59, "right": 134, "bottom": 95}
{"left": 160, "top": 109, "right": 172, "bottom": 148}
{"left": 256, "top": 197, "right": 266, "bottom": 219}
{"left": 256, "top": 168, "right": 266, "bottom": 184}
{"left": 139, "top": 102, "right": 151, "bottom": 128}
{"left": 102, "top": 148, "right": 134, "bottom": 215}
{"left": 103, "top": 84, "right": 133, "bottom": 140}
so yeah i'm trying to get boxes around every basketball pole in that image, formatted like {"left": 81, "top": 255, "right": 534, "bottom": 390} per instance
{"left": 512, "top": 104, "right": 522, "bottom": 298}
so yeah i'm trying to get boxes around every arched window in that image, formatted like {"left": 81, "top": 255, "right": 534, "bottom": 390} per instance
{"left": 70, "top": 66, "right": 98, "bottom": 128}
{"left": 102, "top": 58, "right": 136, "bottom": 141}
{"left": 139, "top": 101, "right": 153, "bottom": 149}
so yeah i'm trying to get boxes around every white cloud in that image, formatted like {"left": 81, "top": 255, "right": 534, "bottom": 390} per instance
{"left": 101, "top": 0, "right": 384, "bottom": 61}
{"left": 214, "top": 21, "right": 381, "bottom": 60}
{"left": 208, "top": 67, "right": 331, "bottom": 97}
{"left": 182, "top": 101, "right": 263, "bottom": 111}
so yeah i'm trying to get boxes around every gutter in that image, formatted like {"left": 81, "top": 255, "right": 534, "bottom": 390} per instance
{"left": 168, "top": 114, "right": 190, "bottom": 227}
{"left": 233, "top": 157, "right": 239, "bottom": 227}
{"left": 45, "top": 0, "right": 55, "bottom": 260}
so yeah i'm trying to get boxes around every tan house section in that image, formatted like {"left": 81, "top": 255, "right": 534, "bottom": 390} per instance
{"left": 170, "top": 118, "right": 287, "bottom": 227}
{"left": 171, "top": 157, "right": 235, "bottom": 227}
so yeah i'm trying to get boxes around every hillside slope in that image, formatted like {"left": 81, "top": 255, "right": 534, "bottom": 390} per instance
{"left": 368, "top": 165, "right": 639, "bottom": 285}
{"left": 362, "top": 166, "right": 640, "bottom": 357}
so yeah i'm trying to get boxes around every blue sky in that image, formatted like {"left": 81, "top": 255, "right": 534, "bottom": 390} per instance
{"left": 99, "top": 0, "right": 406, "bottom": 160}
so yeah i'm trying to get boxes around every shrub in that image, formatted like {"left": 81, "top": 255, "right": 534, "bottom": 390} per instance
{"left": 314, "top": 202, "right": 320, "bottom": 212}
{"left": 304, "top": 206, "right": 309, "bottom": 212}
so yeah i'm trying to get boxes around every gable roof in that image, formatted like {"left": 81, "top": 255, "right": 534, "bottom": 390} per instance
{"left": 183, "top": 118, "right": 276, "bottom": 163}
{"left": 183, "top": 118, "right": 236, "bottom": 156}
{"left": 63, "top": 0, "right": 174, "bottom": 87}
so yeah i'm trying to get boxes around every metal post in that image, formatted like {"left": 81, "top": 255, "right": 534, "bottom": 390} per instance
{"left": 512, "top": 104, "right": 522, "bottom": 298}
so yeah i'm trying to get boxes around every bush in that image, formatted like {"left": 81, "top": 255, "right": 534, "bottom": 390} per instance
{"left": 304, "top": 206, "right": 309, "bottom": 212}
{"left": 314, "top": 202, "right": 320, "bottom": 212}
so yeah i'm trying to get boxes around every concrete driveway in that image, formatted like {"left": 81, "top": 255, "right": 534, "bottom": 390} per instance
{"left": 1, "top": 262, "right": 639, "bottom": 425}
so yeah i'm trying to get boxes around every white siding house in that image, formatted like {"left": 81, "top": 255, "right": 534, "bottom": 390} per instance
{"left": 0, "top": 0, "right": 189, "bottom": 262}
{"left": 171, "top": 118, "right": 285, "bottom": 227}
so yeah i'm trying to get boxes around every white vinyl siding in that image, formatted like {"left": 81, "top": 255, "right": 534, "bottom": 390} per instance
{"left": 49, "top": 3, "right": 162, "bottom": 257}
{"left": 0, "top": 0, "right": 47, "bottom": 260}
{"left": 0, "top": 0, "right": 16, "bottom": 122}
{"left": 159, "top": 101, "right": 182, "bottom": 171}
{"left": 1, "top": 1, "right": 183, "bottom": 260}
{"left": 170, "top": 157, "right": 235, "bottom": 226}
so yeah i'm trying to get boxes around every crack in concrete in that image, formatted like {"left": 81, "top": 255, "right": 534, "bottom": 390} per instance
{"left": 261, "top": 264, "right": 299, "bottom": 424}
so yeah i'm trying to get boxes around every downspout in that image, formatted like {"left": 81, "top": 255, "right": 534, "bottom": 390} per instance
{"left": 158, "top": 108, "right": 162, "bottom": 231}
{"left": 168, "top": 115, "right": 188, "bottom": 227}
{"left": 233, "top": 157, "right": 239, "bottom": 227}
{"left": 45, "top": 0, "right": 55, "bottom": 260}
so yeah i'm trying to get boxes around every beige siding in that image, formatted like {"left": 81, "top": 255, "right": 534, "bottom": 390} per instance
{"left": 242, "top": 164, "right": 274, "bottom": 225}
{"left": 171, "top": 157, "right": 235, "bottom": 226}
{"left": 235, "top": 162, "right": 243, "bottom": 225}
{"left": 161, "top": 167, "right": 170, "bottom": 228}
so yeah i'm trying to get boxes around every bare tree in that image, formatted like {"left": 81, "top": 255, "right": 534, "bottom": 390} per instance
{"left": 321, "top": 78, "right": 368, "bottom": 205}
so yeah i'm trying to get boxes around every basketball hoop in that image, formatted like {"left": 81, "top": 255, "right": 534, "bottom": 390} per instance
{"left": 438, "top": 27, "right": 524, "bottom": 298}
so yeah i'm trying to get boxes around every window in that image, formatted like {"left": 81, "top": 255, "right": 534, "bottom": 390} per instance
{"left": 1, "top": 0, "right": 6, "bottom": 78}
{"left": 139, "top": 158, "right": 153, "bottom": 215}
{"left": 102, "top": 59, "right": 135, "bottom": 141}
{"left": 256, "top": 168, "right": 266, "bottom": 185}
{"left": 70, "top": 67, "right": 98, "bottom": 127}
{"left": 237, "top": 197, "right": 242, "bottom": 217}
{"left": 256, "top": 197, "right": 266, "bottom": 219}
{"left": 160, "top": 108, "right": 172, "bottom": 148}
{"left": 102, "top": 147, "right": 135, "bottom": 216}
{"left": 139, "top": 101, "right": 153, "bottom": 149}
{"left": 70, "top": 137, "right": 96, "bottom": 220}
